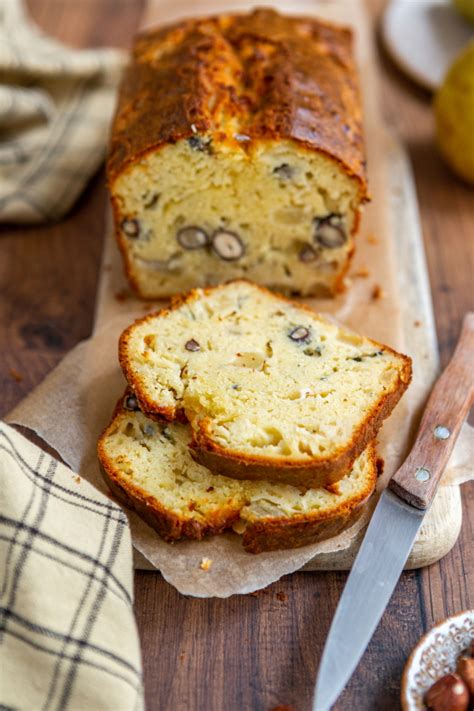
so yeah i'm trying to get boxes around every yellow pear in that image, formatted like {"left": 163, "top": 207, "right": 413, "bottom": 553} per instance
{"left": 434, "top": 42, "right": 474, "bottom": 184}
{"left": 452, "top": 0, "right": 474, "bottom": 24}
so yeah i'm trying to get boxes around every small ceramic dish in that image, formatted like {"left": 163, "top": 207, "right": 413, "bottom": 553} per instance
{"left": 382, "top": 0, "right": 473, "bottom": 91}
{"left": 401, "top": 609, "right": 474, "bottom": 710}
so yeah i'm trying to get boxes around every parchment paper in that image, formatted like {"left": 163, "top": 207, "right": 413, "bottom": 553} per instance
{"left": 6, "top": 0, "right": 473, "bottom": 597}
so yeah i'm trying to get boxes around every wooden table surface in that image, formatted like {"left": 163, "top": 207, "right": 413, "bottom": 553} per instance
{"left": 1, "top": 1, "right": 473, "bottom": 709}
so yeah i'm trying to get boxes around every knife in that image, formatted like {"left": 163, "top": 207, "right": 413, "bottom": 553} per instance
{"left": 313, "top": 312, "right": 474, "bottom": 711}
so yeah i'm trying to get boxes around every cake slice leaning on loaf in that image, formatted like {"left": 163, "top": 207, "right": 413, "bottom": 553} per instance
{"left": 98, "top": 395, "right": 379, "bottom": 553}
{"left": 119, "top": 280, "right": 411, "bottom": 489}
{"left": 107, "top": 8, "right": 368, "bottom": 298}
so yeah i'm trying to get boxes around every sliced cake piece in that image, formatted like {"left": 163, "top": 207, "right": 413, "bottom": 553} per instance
{"left": 119, "top": 281, "right": 411, "bottom": 488}
{"left": 97, "top": 395, "right": 379, "bottom": 553}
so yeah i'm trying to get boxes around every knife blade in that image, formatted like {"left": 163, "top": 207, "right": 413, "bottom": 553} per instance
{"left": 313, "top": 490, "right": 423, "bottom": 711}
{"left": 313, "top": 312, "right": 474, "bottom": 711}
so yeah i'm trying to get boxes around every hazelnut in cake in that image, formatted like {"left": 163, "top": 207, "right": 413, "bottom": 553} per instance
{"left": 98, "top": 395, "right": 379, "bottom": 553}
{"left": 108, "top": 8, "right": 368, "bottom": 298}
{"left": 119, "top": 281, "right": 412, "bottom": 488}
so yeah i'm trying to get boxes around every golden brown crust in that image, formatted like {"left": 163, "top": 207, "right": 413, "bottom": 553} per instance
{"left": 97, "top": 393, "right": 378, "bottom": 552}
{"left": 243, "top": 501, "right": 367, "bottom": 553}
{"left": 101, "top": 472, "right": 239, "bottom": 541}
{"left": 97, "top": 396, "right": 242, "bottom": 541}
{"left": 118, "top": 280, "right": 412, "bottom": 487}
{"left": 243, "top": 440, "right": 378, "bottom": 552}
{"left": 107, "top": 8, "right": 368, "bottom": 199}
{"left": 191, "top": 439, "right": 354, "bottom": 489}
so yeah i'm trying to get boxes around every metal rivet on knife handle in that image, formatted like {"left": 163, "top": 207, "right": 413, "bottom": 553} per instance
{"left": 415, "top": 467, "right": 431, "bottom": 482}
{"left": 433, "top": 425, "right": 451, "bottom": 440}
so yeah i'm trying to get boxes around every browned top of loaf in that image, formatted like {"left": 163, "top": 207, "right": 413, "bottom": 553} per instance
{"left": 108, "top": 8, "right": 367, "bottom": 197}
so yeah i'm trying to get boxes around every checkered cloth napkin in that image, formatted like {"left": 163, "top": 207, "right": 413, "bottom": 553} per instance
{"left": 0, "top": 422, "right": 143, "bottom": 710}
{"left": 0, "top": 0, "right": 125, "bottom": 223}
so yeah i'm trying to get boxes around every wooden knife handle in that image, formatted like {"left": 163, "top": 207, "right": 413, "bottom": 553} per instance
{"left": 389, "top": 313, "right": 474, "bottom": 509}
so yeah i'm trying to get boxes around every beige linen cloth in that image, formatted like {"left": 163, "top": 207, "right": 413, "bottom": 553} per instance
{"left": 0, "top": 1, "right": 143, "bottom": 707}
{"left": 0, "top": 422, "right": 143, "bottom": 710}
{"left": 0, "top": 0, "right": 125, "bottom": 223}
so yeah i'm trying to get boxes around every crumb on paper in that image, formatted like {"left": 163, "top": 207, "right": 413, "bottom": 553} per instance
{"left": 413, "top": 320, "right": 421, "bottom": 328}
{"left": 353, "top": 266, "right": 370, "bottom": 278}
{"left": 200, "top": 557, "right": 212, "bottom": 571}
{"left": 276, "top": 592, "right": 287, "bottom": 602}
{"left": 232, "top": 518, "right": 246, "bottom": 534}
{"left": 371, "top": 284, "right": 385, "bottom": 300}
{"left": 115, "top": 289, "right": 131, "bottom": 303}
{"left": 74, "top": 475, "right": 81, "bottom": 484}
{"left": 9, "top": 368, "right": 23, "bottom": 382}
{"left": 367, "top": 234, "right": 379, "bottom": 245}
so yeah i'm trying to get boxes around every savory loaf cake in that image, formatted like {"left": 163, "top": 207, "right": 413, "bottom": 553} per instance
{"left": 98, "top": 395, "right": 379, "bottom": 553}
{"left": 119, "top": 281, "right": 412, "bottom": 488}
{"left": 108, "top": 8, "right": 368, "bottom": 298}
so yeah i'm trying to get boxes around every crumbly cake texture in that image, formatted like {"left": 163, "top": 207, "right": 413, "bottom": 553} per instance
{"left": 108, "top": 8, "right": 368, "bottom": 298}
{"left": 97, "top": 396, "right": 379, "bottom": 553}
{"left": 119, "top": 281, "right": 412, "bottom": 488}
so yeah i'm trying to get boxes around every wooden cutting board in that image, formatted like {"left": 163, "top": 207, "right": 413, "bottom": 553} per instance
{"left": 95, "top": 0, "right": 463, "bottom": 571}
